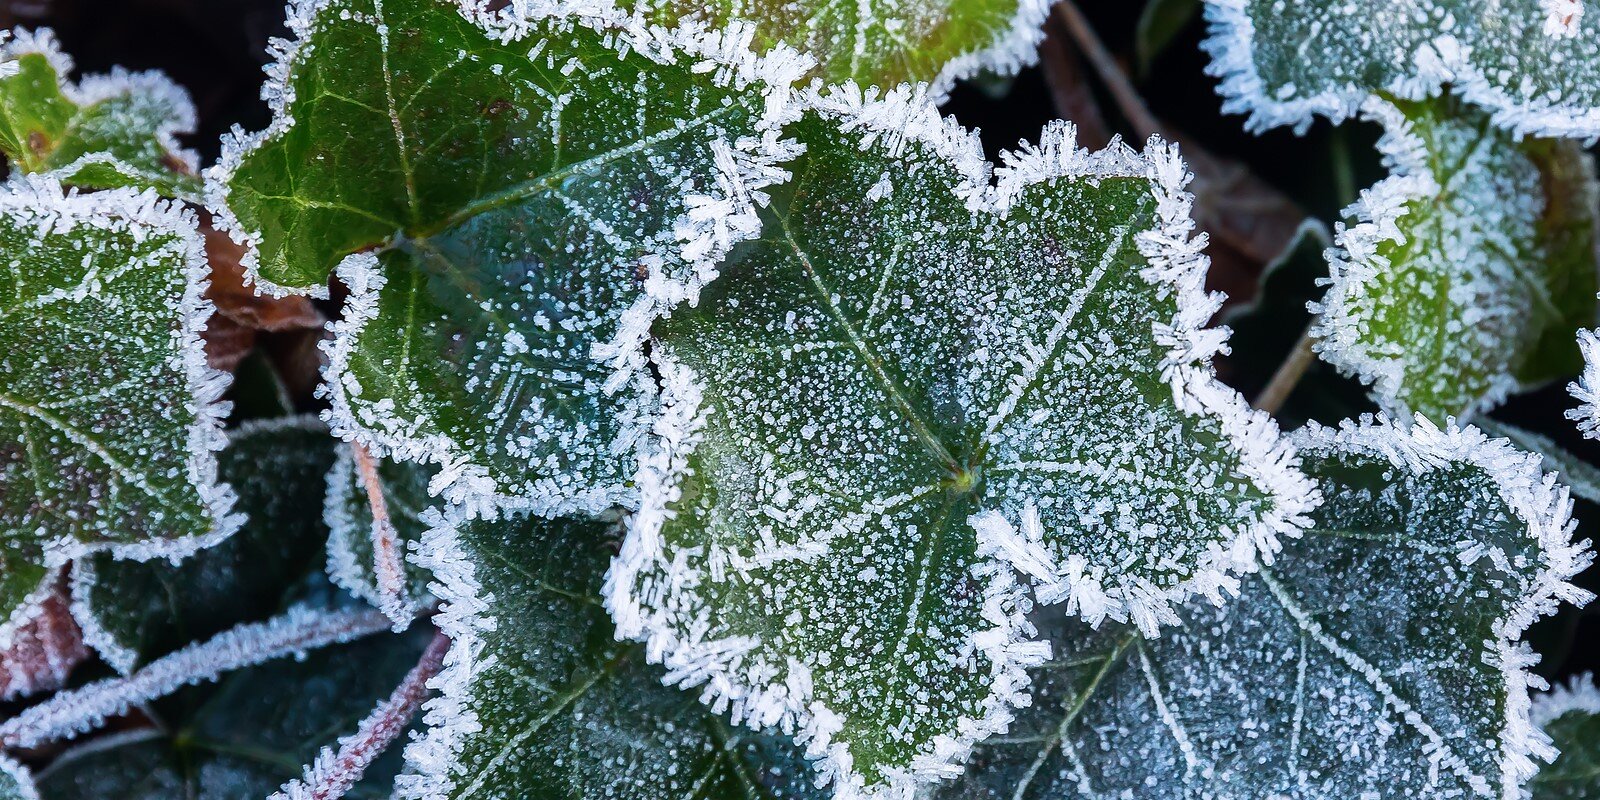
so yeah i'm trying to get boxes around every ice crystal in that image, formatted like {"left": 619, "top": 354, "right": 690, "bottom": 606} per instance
{"left": 1528, "top": 674, "right": 1600, "bottom": 799}
{"left": 944, "top": 416, "right": 1592, "bottom": 800}
{"left": 605, "top": 85, "right": 1316, "bottom": 799}
{"left": 0, "top": 175, "right": 237, "bottom": 645}
{"left": 211, "top": 0, "right": 806, "bottom": 512}
{"left": 0, "top": 28, "right": 202, "bottom": 199}
{"left": 1478, "top": 417, "right": 1600, "bottom": 506}
{"left": 1203, "top": 0, "right": 1600, "bottom": 138}
{"left": 1312, "top": 96, "right": 1600, "bottom": 423}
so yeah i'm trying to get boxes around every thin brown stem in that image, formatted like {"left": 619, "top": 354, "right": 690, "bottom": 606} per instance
{"left": 1254, "top": 326, "right": 1317, "bottom": 415}
{"left": 1055, "top": 1, "right": 1161, "bottom": 140}
{"left": 350, "top": 442, "right": 408, "bottom": 627}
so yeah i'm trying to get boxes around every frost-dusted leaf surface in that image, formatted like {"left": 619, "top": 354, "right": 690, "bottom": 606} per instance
{"left": 398, "top": 510, "right": 816, "bottom": 800}
{"left": 1204, "top": 0, "right": 1600, "bottom": 137}
{"left": 0, "top": 178, "right": 233, "bottom": 637}
{"left": 945, "top": 418, "right": 1589, "bottom": 800}
{"left": 627, "top": 0, "right": 1046, "bottom": 95}
{"left": 218, "top": 0, "right": 796, "bottom": 510}
{"left": 610, "top": 92, "right": 1311, "bottom": 796}
{"left": 74, "top": 417, "right": 335, "bottom": 673}
{"left": 34, "top": 628, "right": 431, "bottom": 800}
{"left": 1529, "top": 675, "right": 1600, "bottom": 800}
{"left": 0, "top": 758, "right": 32, "bottom": 800}
{"left": 0, "top": 31, "right": 201, "bottom": 199}
{"left": 325, "top": 444, "right": 435, "bottom": 613}
{"left": 1312, "top": 97, "right": 1600, "bottom": 423}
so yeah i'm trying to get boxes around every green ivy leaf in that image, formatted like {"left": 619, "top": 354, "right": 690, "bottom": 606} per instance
{"left": 70, "top": 416, "right": 336, "bottom": 673}
{"left": 0, "top": 177, "right": 236, "bottom": 649}
{"left": 622, "top": 0, "right": 1049, "bottom": 96}
{"left": 606, "top": 88, "right": 1316, "bottom": 797}
{"left": 0, "top": 30, "right": 203, "bottom": 200}
{"left": 396, "top": 507, "right": 817, "bottom": 800}
{"left": 1528, "top": 674, "right": 1600, "bottom": 800}
{"left": 1202, "top": 0, "right": 1600, "bottom": 137}
{"left": 1311, "top": 97, "right": 1600, "bottom": 424}
{"left": 33, "top": 627, "right": 432, "bottom": 800}
{"left": 213, "top": 0, "right": 802, "bottom": 512}
{"left": 944, "top": 417, "right": 1591, "bottom": 799}
{"left": 324, "top": 443, "right": 436, "bottom": 617}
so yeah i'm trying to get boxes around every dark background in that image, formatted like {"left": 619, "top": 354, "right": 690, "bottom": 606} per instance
{"left": 5, "top": 0, "right": 1597, "bottom": 682}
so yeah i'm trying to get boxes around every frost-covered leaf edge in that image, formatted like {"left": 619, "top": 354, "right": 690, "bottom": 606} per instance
{"left": 0, "top": 28, "right": 202, "bottom": 198}
{"left": 64, "top": 415, "right": 327, "bottom": 675}
{"left": 1292, "top": 414, "right": 1595, "bottom": 797}
{"left": 323, "top": 440, "right": 429, "bottom": 623}
{"left": 0, "top": 753, "right": 38, "bottom": 800}
{"left": 602, "top": 82, "right": 1317, "bottom": 800}
{"left": 1568, "top": 331, "right": 1600, "bottom": 439}
{"left": 1476, "top": 417, "right": 1600, "bottom": 507}
{"left": 1200, "top": 0, "right": 1600, "bottom": 137}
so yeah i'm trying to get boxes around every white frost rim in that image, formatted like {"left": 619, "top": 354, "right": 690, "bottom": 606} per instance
{"left": 1567, "top": 331, "right": 1600, "bottom": 439}
{"left": 0, "top": 175, "right": 240, "bottom": 568}
{"left": 1293, "top": 414, "right": 1594, "bottom": 800}
{"left": 1201, "top": 0, "right": 1600, "bottom": 139}
{"left": 0, "top": 753, "right": 38, "bottom": 800}
{"left": 919, "top": 0, "right": 1052, "bottom": 103}
{"left": 1531, "top": 672, "right": 1600, "bottom": 730}
{"left": 604, "top": 82, "right": 1316, "bottom": 799}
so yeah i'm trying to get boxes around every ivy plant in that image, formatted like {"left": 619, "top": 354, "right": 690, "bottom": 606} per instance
{"left": 2, "top": 0, "right": 1600, "bottom": 799}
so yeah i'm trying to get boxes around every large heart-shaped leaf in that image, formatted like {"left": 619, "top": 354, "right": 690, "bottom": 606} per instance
{"left": 212, "top": 0, "right": 804, "bottom": 511}
{"left": 1311, "top": 96, "right": 1600, "bottom": 424}
{"left": 1202, "top": 0, "right": 1600, "bottom": 137}
{"left": 605, "top": 87, "right": 1316, "bottom": 799}
{"left": 1528, "top": 674, "right": 1600, "bottom": 799}
{"left": 396, "top": 506, "right": 816, "bottom": 800}
{"left": 70, "top": 416, "right": 336, "bottom": 674}
{"left": 0, "top": 29, "right": 202, "bottom": 200}
{"left": 942, "top": 417, "right": 1591, "bottom": 799}
{"left": 324, "top": 443, "right": 436, "bottom": 619}
{"left": 0, "top": 176, "right": 236, "bottom": 649}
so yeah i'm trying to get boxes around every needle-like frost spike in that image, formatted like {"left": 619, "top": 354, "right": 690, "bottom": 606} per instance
{"left": 606, "top": 85, "right": 1317, "bottom": 799}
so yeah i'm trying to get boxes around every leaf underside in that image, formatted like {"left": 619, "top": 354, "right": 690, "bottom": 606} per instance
{"left": 945, "top": 419, "right": 1580, "bottom": 799}
{"left": 324, "top": 443, "right": 436, "bottom": 612}
{"left": 613, "top": 101, "right": 1308, "bottom": 794}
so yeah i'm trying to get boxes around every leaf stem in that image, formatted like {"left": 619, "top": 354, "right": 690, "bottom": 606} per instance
{"left": 1055, "top": 1, "right": 1161, "bottom": 140}
{"left": 1254, "top": 326, "right": 1317, "bottom": 415}
{"left": 351, "top": 442, "right": 410, "bottom": 629}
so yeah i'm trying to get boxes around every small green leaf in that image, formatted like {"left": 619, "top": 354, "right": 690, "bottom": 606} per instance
{"left": 1203, "top": 0, "right": 1600, "bottom": 137}
{"left": 0, "top": 177, "right": 236, "bottom": 648}
{"left": 606, "top": 88, "right": 1316, "bottom": 797}
{"left": 324, "top": 443, "right": 436, "bottom": 616}
{"left": 34, "top": 627, "right": 433, "bottom": 800}
{"left": 0, "top": 29, "right": 203, "bottom": 200}
{"left": 944, "top": 416, "right": 1591, "bottom": 799}
{"left": 397, "top": 507, "right": 816, "bottom": 800}
{"left": 215, "top": 0, "right": 802, "bottom": 511}
{"left": 1528, "top": 674, "right": 1600, "bottom": 800}
{"left": 71, "top": 416, "right": 336, "bottom": 673}
{"left": 1311, "top": 96, "right": 1600, "bottom": 423}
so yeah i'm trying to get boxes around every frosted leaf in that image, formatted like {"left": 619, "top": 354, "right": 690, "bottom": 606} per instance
{"left": 0, "top": 29, "right": 202, "bottom": 200}
{"left": 396, "top": 506, "right": 817, "bottom": 800}
{"left": 1527, "top": 673, "right": 1600, "bottom": 799}
{"left": 1202, "top": 0, "right": 1600, "bottom": 137}
{"left": 1312, "top": 96, "right": 1600, "bottom": 424}
{"left": 605, "top": 86, "right": 1316, "bottom": 799}
{"left": 1478, "top": 418, "right": 1600, "bottom": 507}
{"left": 325, "top": 443, "right": 436, "bottom": 621}
{"left": 0, "top": 756, "right": 35, "bottom": 800}
{"left": 211, "top": 0, "right": 805, "bottom": 511}
{"left": 70, "top": 416, "right": 337, "bottom": 673}
{"left": 943, "top": 415, "right": 1593, "bottom": 800}
{"left": 33, "top": 628, "right": 436, "bottom": 800}
{"left": 612, "top": 0, "right": 1048, "bottom": 99}
{"left": 0, "top": 572, "right": 86, "bottom": 702}
{"left": 0, "top": 176, "right": 237, "bottom": 642}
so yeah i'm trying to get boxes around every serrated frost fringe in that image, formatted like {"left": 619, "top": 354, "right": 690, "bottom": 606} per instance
{"left": 0, "top": 754, "right": 39, "bottom": 800}
{"left": 607, "top": 86, "right": 1313, "bottom": 798}
{"left": 0, "top": 175, "right": 240, "bottom": 563}
{"left": 272, "top": 631, "right": 449, "bottom": 800}
{"left": 1294, "top": 415, "right": 1594, "bottom": 800}
{"left": 1530, "top": 672, "right": 1600, "bottom": 730}
{"left": 0, "top": 605, "right": 389, "bottom": 750}
{"left": 66, "top": 558, "right": 138, "bottom": 675}
{"left": 1200, "top": 0, "right": 1600, "bottom": 138}
{"left": 1567, "top": 330, "right": 1600, "bottom": 438}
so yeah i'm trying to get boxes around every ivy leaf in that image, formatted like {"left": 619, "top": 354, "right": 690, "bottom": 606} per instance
{"left": 70, "top": 416, "right": 336, "bottom": 674}
{"left": 0, "top": 757, "right": 33, "bottom": 800}
{"left": 33, "top": 627, "right": 433, "bottom": 800}
{"left": 0, "top": 176, "right": 236, "bottom": 648}
{"left": 212, "top": 0, "right": 804, "bottom": 511}
{"left": 605, "top": 87, "right": 1316, "bottom": 798}
{"left": 1202, "top": 0, "right": 1600, "bottom": 137}
{"left": 1528, "top": 674, "right": 1600, "bottom": 799}
{"left": 396, "top": 507, "right": 817, "bottom": 800}
{"left": 943, "top": 416, "right": 1592, "bottom": 799}
{"left": 1311, "top": 96, "right": 1600, "bottom": 424}
{"left": 0, "top": 29, "right": 202, "bottom": 200}
{"left": 324, "top": 444, "right": 436, "bottom": 618}
{"left": 620, "top": 0, "right": 1049, "bottom": 98}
